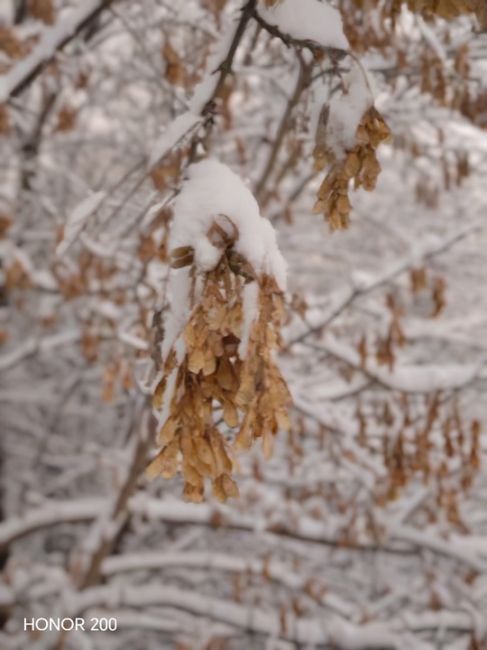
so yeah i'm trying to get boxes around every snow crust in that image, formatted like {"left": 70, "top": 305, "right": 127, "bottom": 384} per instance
{"left": 257, "top": 0, "right": 349, "bottom": 51}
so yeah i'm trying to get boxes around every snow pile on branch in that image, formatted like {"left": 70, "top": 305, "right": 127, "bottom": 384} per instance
{"left": 313, "top": 61, "right": 391, "bottom": 230}
{"left": 0, "top": 0, "right": 109, "bottom": 102}
{"left": 257, "top": 0, "right": 349, "bottom": 51}
{"left": 148, "top": 160, "right": 291, "bottom": 503}
{"left": 169, "top": 160, "right": 287, "bottom": 289}
{"left": 320, "top": 65, "right": 373, "bottom": 159}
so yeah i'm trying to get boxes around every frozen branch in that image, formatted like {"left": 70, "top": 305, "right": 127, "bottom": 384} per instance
{"left": 68, "top": 583, "right": 401, "bottom": 649}
{"left": 0, "top": 0, "right": 117, "bottom": 102}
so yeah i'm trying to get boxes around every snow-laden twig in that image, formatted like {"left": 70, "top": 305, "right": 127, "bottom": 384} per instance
{"left": 66, "top": 583, "right": 402, "bottom": 649}
{"left": 68, "top": 406, "right": 152, "bottom": 589}
{"left": 102, "top": 550, "right": 354, "bottom": 618}
{"left": 3, "top": 493, "right": 487, "bottom": 573}
{"left": 0, "top": 499, "right": 100, "bottom": 551}
{"left": 0, "top": 0, "right": 115, "bottom": 102}
{"left": 377, "top": 516, "right": 487, "bottom": 572}
{"left": 254, "top": 0, "right": 349, "bottom": 53}
{"left": 56, "top": 192, "right": 106, "bottom": 257}
{"left": 148, "top": 0, "right": 257, "bottom": 169}
{"left": 148, "top": 113, "right": 202, "bottom": 169}
{"left": 0, "top": 330, "right": 81, "bottom": 374}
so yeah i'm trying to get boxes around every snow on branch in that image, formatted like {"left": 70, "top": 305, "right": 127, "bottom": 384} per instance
{"left": 147, "top": 159, "right": 291, "bottom": 502}
{"left": 287, "top": 220, "right": 483, "bottom": 346}
{"left": 256, "top": 0, "right": 349, "bottom": 52}
{"left": 378, "top": 516, "right": 487, "bottom": 572}
{"left": 148, "top": 113, "right": 202, "bottom": 170}
{"left": 317, "top": 334, "right": 485, "bottom": 393}
{"left": 101, "top": 550, "right": 354, "bottom": 618}
{"left": 0, "top": 330, "right": 81, "bottom": 373}
{"left": 56, "top": 192, "right": 106, "bottom": 257}
{"left": 148, "top": 1, "right": 256, "bottom": 169}
{"left": 3, "top": 494, "right": 487, "bottom": 574}
{"left": 0, "top": 0, "right": 114, "bottom": 102}
{"left": 67, "top": 583, "right": 402, "bottom": 648}
{"left": 0, "top": 499, "right": 101, "bottom": 551}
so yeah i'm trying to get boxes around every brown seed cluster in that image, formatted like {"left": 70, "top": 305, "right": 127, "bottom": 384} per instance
{"left": 149, "top": 219, "right": 291, "bottom": 502}
{"left": 313, "top": 107, "right": 391, "bottom": 231}
{"left": 378, "top": 399, "right": 482, "bottom": 524}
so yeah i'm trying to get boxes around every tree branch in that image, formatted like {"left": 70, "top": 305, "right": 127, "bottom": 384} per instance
{"left": 0, "top": 0, "right": 117, "bottom": 102}
{"left": 254, "top": 56, "right": 313, "bottom": 203}
{"left": 251, "top": 7, "right": 348, "bottom": 60}
{"left": 68, "top": 407, "right": 154, "bottom": 589}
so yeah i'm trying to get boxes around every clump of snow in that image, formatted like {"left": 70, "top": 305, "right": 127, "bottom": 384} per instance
{"left": 194, "top": 237, "right": 223, "bottom": 272}
{"left": 257, "top": 0, "right": 349, "bottom": 52}
{"left": 170, "top": 159, "right": 287, "bottom": 290}
{"left": 320, "top": 62, "right": 373, "bottom": 159}
{"left": 0, "top": 0, "right": 107, "bottom": 102}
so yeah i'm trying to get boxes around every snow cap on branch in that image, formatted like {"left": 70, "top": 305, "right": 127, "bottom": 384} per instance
{"left": 258, "top": 0, "right": 349, "bottom": 51}
{"left": 170, "top": 159, "right": 287, "bottom": 289}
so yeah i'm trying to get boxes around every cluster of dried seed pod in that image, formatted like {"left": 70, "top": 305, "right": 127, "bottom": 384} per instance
{"left": 377, "top": 400, "right": 482, "bottom": 523}
{"left": 348, "top": 0, "right": 487, "bottom": 25}
{"left": 313, "top": 106, "right": 391, "bottom": 230}
{"left": 148, "top": 216, "right": 291, "bottom": 502}
{"left": 406, "top": 0, "right": 487, "bottom": 24}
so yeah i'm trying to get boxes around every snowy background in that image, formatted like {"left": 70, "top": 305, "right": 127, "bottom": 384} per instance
{"left": 0, "top": 0, "right": 487, "bottom": 649}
